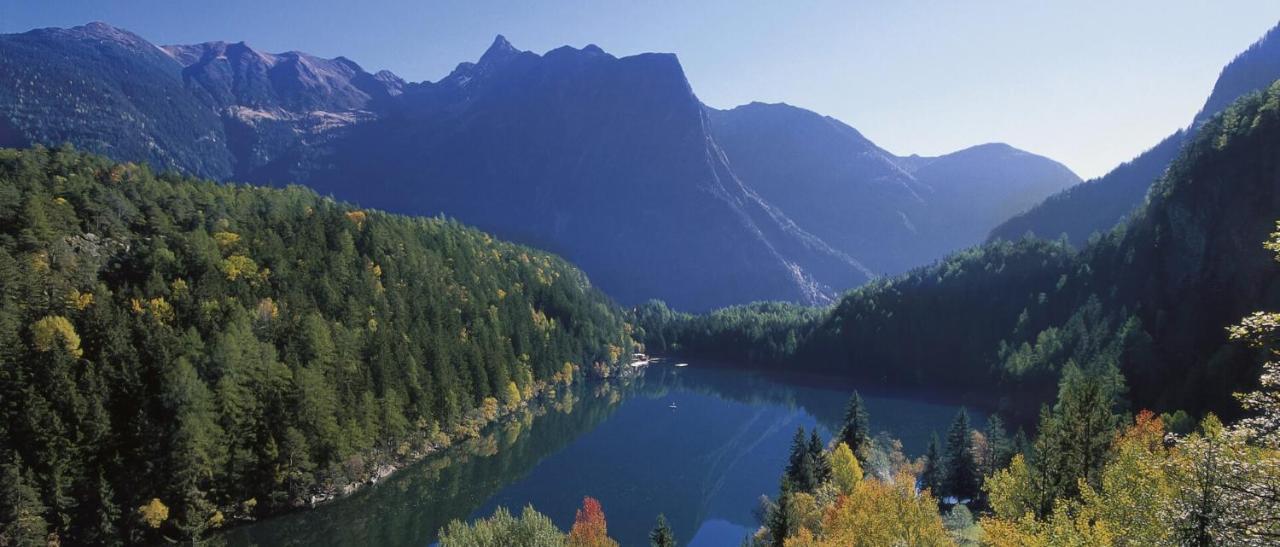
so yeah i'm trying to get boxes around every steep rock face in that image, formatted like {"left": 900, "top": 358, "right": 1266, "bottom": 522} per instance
{"left": 162, "top": 39, "right": 405, "bottom": 181}
{"left": 709, "top": 103, "right": 1079, "bottom": 274}
{"left": 305, "top": 38, "right": 870, "bottom": 310}
{"left": 708, "top": 103, "right": 928, "bottom": 274}
{"left": 163, "top": 41, "right": 403, "bottom": 113}
{"left": 989, "top": 21, "right": 1280, "bottom": 246}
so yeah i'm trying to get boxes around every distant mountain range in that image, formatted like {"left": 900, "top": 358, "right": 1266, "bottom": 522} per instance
{"left": 989, "top": 21, "right": 1280, "bottom": 246}
{"left": 0, "top": 23, "right": 1080, "bottom": 309}
{"left": 710, "top": 100, "right": 1080, "bottom": 274}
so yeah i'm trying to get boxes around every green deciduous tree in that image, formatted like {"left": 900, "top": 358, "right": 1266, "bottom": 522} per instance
{"left": 439, "top": 505, "right": 566, "bottom": 547}
{"left": 830, "top": 442, "right": 862, "bottom": 495}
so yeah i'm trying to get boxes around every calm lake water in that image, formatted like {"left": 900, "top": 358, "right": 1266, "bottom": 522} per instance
{"left": 215, "top": 364, "right": 982, "bottom": 547}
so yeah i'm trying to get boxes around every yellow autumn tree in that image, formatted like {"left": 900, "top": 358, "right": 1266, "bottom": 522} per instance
{"left": 345, "top": 210, "right": 368, "bottom": 228}
{"left": 138, "top": 498, "right": 169, "bottom": 529}
{"left": 256, "top": 297, "right": 280, "bottom": 322}
{"left": 212, "top": 231, "right": 240, "bottom": 250}
{"left": 66, "top": 288, "right": 94, "bottom": 310}
{"left": 32, "top": 315, "right": 83, "bottom": 358}
{"left": 982, "top": 498, "right": 1114, "bottom": 547}
{"left": 503, "top": 381, "right": 522, "bottom": 411}
{"left": 1077, "top": 410, "right": 1175, "bottom": 545}
{"left": 981, "top": 412, "right": 1177, "bottom": 546}
{"left": 830, "top": 442, "right": 863, "bottom": 495}
{"left": 481, "top": 397, "right": 500, "bottom": 421}
{"left": 147, "top": 297, "right": 174, "bottom": 323}
{"left": 558, "top": 362, "right": 575, "bottom": 385}
{"left": 221, "top": 254, "right": 258, "bottom": 281}
{"left": 983, "top": 454, "right": 1040, "bottom": 524}
{"left": 788, "top": 471, "right": 949, "bottom": 547}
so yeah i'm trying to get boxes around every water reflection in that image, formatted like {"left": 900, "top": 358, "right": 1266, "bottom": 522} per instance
{"left": 217, "top": 364, "right": 982, "bottom": 547}
{"left": 213, "top": 386, "right": 627, "bottom": 547}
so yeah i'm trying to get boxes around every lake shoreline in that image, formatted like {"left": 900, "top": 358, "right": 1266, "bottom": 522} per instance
{"left": 217, "top": 362, "right": 987, "bottom": 546}
{"left": 206, "top": 368, "right": 622, "bottom": 542}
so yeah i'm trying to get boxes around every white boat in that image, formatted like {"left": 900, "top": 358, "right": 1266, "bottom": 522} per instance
{"left": 674, "top": 363, "right": 689, "bottom": 368}
{"left": 669, "top": 402, "right": 678, "bottom": 409}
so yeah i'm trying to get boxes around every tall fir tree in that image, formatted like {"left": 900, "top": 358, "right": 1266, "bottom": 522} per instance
{"left": 807, "top": 430, "right": 831, "bottom": 486}
{"left": 838, "top": 392, "right": 870, "bottom": 462}
{"left": 649, "top": 513, "right": 675, "bottom": 547}
{"left": 0, "top": 453, "right": 50, "bottom": 546}
{"left": 921, "top": 433, "right": 944, "bottom": 498}
{"left": 983, "top": 414, "right": 1013, "bottom": 476}
{"left": 784, "top": 427, "right": 815, "bottom": 493}
{"left": 942, "top": 408, "right": 979, "bottom": 502}
{"left": 1031, "top": 361, "right": 1125, "bottom": 514}
{"left": 766, "top": 491, "right": 792, "bottom": 547}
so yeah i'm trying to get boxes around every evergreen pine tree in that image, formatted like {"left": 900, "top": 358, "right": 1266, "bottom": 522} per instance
{"left": 838, "top": 392, "right": 870, "bottom": 462}
{"left": 0, "top": 453, "right": 50, "bottom": 546}
{"left": 942, "top": 408, "right": 979, "bottom": 502}
{"left": 766, "top": 492, "right": 792, "bottom": 547}
{"left": 807, "top": 430, "right": 831, "bottom": 486}
{"left": 89, "top": 470, "right": 121, "bottom": 547}
{"left": 1032, "top": 362, "right": 1124, "bottom": 512}
{"left": 921, "top": 433, "right": 943, "bottom": 497}
{"left": 649, "top": 513, "right": 675, "bottom": 547}
{"left": 984, "top": 414, "right": 1013, "bottom": 474}
{"left": 784, "top": 427, "right": 815, "bottom": 493}
{"left": 1012, "top": 429, "right": 1031, "bottom": 460}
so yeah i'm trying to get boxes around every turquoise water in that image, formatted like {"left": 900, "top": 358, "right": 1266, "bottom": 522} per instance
{"left": 216, "top": 364, "right": 982, "bottom": 546}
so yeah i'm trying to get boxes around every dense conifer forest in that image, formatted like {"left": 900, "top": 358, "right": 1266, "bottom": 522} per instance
{"left": 0, "top": 146, "right": 636, "bottom": 544}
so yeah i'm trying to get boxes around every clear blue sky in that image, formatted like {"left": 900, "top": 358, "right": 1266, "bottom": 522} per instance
{"left": 3, "top": 1, "right": 1278, "bottom": 178}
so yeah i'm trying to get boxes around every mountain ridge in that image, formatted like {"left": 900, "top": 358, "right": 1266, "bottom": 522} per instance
{"left": 989, "top": 20, "right": 1280, "bottom": 246}
{"left": 708, "top": 101, "right": 1079, "bottom": 275}
{"left": 0, "top": 22, "right": 1079, "bottom": 309}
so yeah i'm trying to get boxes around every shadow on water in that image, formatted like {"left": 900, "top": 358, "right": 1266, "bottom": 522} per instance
{"left": 214, "top": 364, "right": 982, "bottom": 547}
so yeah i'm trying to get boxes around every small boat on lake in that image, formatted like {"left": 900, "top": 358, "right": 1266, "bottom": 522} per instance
{"left": 669, "top": 402, "right": 678, "bottom": 409}
{"left": 674, "top": 363, "right": 688, "bottom": 368}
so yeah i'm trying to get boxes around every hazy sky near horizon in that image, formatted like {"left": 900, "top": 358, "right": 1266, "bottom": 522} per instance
{"left": 3, "top": 1, "right": 1278, "bottom": 179}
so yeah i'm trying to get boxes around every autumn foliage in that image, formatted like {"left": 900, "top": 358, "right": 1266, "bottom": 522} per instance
{"left": 567, "top": 497, "right": 618, "bottom": 547}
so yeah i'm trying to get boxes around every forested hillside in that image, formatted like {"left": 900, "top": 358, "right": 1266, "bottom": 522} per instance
{"left": 641, "top": 80, "right": 1280, "bottom": 424}
{"left": 0, "top": 23, "right": 235, "bottom": 179}
{"left": 0, "top": 146, "right": 635, "bottom": 544}
{"left": 989, "top": 20, "right": 1280, "bottom": 247}
{"left": 987, "top": 131, "right": 1186, "bottom": 246}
